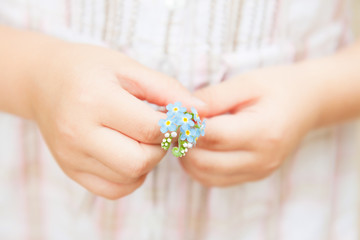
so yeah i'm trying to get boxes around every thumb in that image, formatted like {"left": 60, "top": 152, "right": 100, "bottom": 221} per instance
{"left": 194, "top": 77, "right": 260, "bottom": 117}
{"left": 118, "top": 63, "right": 207, "bottom": 113}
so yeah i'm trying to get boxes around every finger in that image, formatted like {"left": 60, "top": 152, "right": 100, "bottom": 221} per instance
{"left": 194, "top": 77, "right": 261, "bottom": 117}
{"left": 83, "top": 127, "right": 165, "bottom": 179}
{"left": 71, "top": 157, "right": 143, "bottom": 184}
{"left": 50, "top": 145, "right": 135, "bottom": 184}
{"left": 99, "top": 87, "right": 166, "bottom": 144}
{"left": 179, "top": 159, "right": 265, "bottom": 187}
{"left": 116, "top": 63, "right": 207, "bottom": 113}
{"left": 196, "top": 113, "right": 258, "bottom": 151}
{"left": 181, "top": 148, "right": 258, "bottom": 175}
{"left": 69, "top": 171, "right": 146, "bottom": 200}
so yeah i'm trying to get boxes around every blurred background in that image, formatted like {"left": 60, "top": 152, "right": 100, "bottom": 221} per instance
{"left": 353, "top": 1, "right": 360, "bottom": 36}
{"left": 353, "top": 0, "right": 360, "bottom": 231}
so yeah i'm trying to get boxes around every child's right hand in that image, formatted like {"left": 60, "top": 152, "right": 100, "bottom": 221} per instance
{"left": 24, "top": 40, "right": 204, "bottom": 199}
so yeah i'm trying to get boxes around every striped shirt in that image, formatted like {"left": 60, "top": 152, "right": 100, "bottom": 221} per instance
{"left": 0, "top": 0, "right": 359, "bottom": 239}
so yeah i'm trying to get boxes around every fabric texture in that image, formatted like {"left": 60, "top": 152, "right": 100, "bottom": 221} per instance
{"left": 0, "top": 0, "right": 359, "bottom": 239}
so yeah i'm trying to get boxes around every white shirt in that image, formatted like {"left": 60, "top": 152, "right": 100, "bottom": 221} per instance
{"left": 0, "top": 0, "right": 358, "bottom": 239}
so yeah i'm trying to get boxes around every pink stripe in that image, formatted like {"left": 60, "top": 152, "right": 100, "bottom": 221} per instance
{"left": 18, "top": 120, "right": 28, "bottom": 240}
{"left": 277, "top": 142, "right": 303, "bottom": 240}
{"left": 22, "top": 7, "right": 31, "bottom": 240}
{"left": 332, "top": 0, "right": 345, "bottom": 20}
{"left": 328, "top": 128, "right": 343, "bottom": 240}
{"left": 24, "top": 123, "right": 44, "bottom": 240}
{"left": 269, "top": 0, "right": 281, "bottom": 44}
{"left": 65, "top": 0, "right": 71, "bottom": 27}
{"left": 177, "top": 172, "right": 188, "bottom": 240}
{"left": 19, "top": 122, "right": 44, "bottom": 239}
{"left": 98, "top": 199, "right": 106, "bottom": 238}
{"left": 115, "top": 200, "right": 123, "bottom": 240}
{"left": 36, "top": 128, "right": 45, "bottom": 240}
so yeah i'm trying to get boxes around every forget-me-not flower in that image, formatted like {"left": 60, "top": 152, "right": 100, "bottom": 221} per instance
{"left": 158, "top": 118, "right": 177, "bottom": 133}
{"left": 177, "top": 113, "right": 194, "bottom": 130}
{"left": 191, "top": 107, "right": 200, "bottom": 122}
{"left": 166, "top": 102, "right": 186, "bottom": 117}
{"left": 180, "top": 126, "right": 196, "bottom": 143}
{"left": 199, "top": 120, "right": 206, "bottom": 136}
{"left": 158, "top": 102, "right": 206, "bottom": 157}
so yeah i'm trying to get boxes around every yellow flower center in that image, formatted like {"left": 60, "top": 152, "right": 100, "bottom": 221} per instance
{"left": 183, "top": 118, "right": 188, "bottom": 122}
{"left": 166, "top": 120, "right": 171, "bottom": 126}
{"left": 173, "top": 107, "right": 178, "bottom": 112}
{"left": 186, "top": 130, "right": 190, "bottom": 136}
{"left": 196, "top": 114, "right": 199, "bottom": 119}
{"left": 195, "top": 137, "right": 198, "bottom": 141}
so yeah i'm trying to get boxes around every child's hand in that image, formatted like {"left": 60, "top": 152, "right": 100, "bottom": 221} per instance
{"left": 29, "top": 42, "right": 204, "bottom": 199}
{"left": 180, "top": 65, "right": 321, "bottom": 187}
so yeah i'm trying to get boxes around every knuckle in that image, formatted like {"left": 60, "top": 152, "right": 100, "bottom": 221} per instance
{"left": 139, "top": 124, "right": 159, "bottom": 143}
{"left": 127, "top": 158, "right": 151, "bottom": 178}
{"left": 53, "top": 148, "right": 75, "bottom": 168}
{"left": 200, "top": 133, "right": 222, "bottom": 148}
{"left": 180, "top": 161, "right": 216, "bottom": 186}
{"left": 55, "top": 116, "right": 81, "bottom": 147}
{"left": 69, "top": 82, "right": 102, "bottom": 112}
{"left": 266, "top": 159, "right": 282, "bottom": 172}
{"left": 260, "top": 154, "right": 283, "bottom": 173}
{"left": 103, "top": 172, "right": 128, "bottom": 184}
{"left": 187, "top": 173, "right": 213, "bottom": 187}
{"left": 191, "top": 157, "right": 213, "bottom": 172}
{"left": 253, "top": 161, "right": 281, "bottom": 180}
{"left": 261, "top": 127, "right": 286, "bottom": 149}
{"left": 56, "top": 117, "right": 74, "bottom": 138}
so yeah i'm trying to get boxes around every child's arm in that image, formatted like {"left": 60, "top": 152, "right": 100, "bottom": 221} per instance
{"left": 301, "top": 41, "right": 360, "bottom": 127}
{"left": 0, "top": 25, "right": 53, "bottom": 118}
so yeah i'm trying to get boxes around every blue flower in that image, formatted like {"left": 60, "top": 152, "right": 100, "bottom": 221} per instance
{"left": 166, "top": 102, "right": 186, "bottom": 117}
{"left": 158, "top": 118, "right": 177, "bottom": 133}
{"left": 159, "top": 102, "right": 206, "bottom": 156}
{"left": 180, "top": 126, "right": 196, "bottom": 143}
{"left": 192, "top": 128, "right": 201, "bottom": 144}
{"left": 177, "top": 113, "right": 195, "bottom": 129}
{"left": 199, "top": 120, "right": 206, "bottom": 136}
{"left": 191, "top": 107, "right": 200, "bottom": 122}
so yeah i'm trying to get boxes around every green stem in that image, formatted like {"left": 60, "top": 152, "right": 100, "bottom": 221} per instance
{"left": 178, "top": 133, "right": 182, "bottom": 149}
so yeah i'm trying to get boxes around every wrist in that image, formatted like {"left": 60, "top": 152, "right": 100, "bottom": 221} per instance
{"left": 288, "top": 61, "right": 328, "bottom": 132}
{"left": 0, "top": 26, "right": 67, "bottom": 119}
{"left": 294, "top": 43, "right": 360, "bottom": 130}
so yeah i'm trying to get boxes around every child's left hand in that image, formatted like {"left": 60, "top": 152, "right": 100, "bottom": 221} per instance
{"left": 180, "top": 65, "right": 321, "bottom": 186}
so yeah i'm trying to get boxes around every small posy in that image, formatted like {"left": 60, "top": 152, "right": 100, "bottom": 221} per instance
{"left": 158, "top": 102, "right": 206, "bottom": 157}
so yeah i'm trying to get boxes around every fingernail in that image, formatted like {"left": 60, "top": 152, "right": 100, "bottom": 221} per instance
{"left": 191, "top": 97, "right": 207, "bottom": 107}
